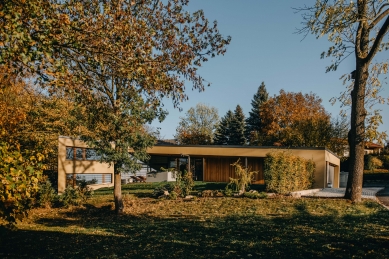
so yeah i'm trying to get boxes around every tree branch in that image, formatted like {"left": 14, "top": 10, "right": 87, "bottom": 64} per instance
{"left": 369, "top": 8, "right": 389, "bottom": 29}
{"left": 366, "top": 15, "right": 389, "bottom": 63}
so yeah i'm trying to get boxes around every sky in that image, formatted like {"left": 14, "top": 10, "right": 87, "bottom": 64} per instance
{"left": 151, "top": 0, "right": 389, "bottom": 141}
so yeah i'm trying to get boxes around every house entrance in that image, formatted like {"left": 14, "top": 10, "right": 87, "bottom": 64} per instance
{"left": 193, "top": 158, "right": 203, "bottom": 181}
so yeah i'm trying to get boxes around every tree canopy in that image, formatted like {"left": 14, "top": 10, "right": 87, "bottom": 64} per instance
{"left": 1, "top": 0, "right": 231, "bottom": 214}
{"left": 175, "top": 103, "right": 219, "bottom": 145}
{"left": 260, "top": 90, "right": 332, "bottom": 147}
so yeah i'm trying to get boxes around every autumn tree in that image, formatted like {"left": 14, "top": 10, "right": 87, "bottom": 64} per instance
{"left": 58, "top": 0, "right": 230, "bottom": 214}
{"left": 245, "top": 82, "right": 269, "bottom": 145}
{"left": 229, "top": 105, "right": 246, "bottom": 145}
{"left": 297, "top": 1, "right": 389, "bottom": 201}
{"left": 175, "top": 103, "right": 219, "bottom": 145}
{"left": 214, "top": 110, "right": 234, "bottom": 145}
{"left": 2, "top": 0, "right": 230, "bottom": 214}
{"left": 260, "top": 90, "right": 332, "bottom": 147}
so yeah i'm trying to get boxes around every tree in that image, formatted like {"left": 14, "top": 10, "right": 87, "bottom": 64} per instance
{"left": 245, "top": 82, "right": 269, "bottom": 145}
{"left": 297, "top": 1, "right": 389, "bottom": 201}
{"left": 260, "top": 90, "right": 332, "bottom": 147}
{"left": 175, "top": 103, "right": 219, "bottom": 145}
{"left": 229, "top": 105, "right": 246, "bottom": 145}
{"left": 59, "top": 0, "right": 230, "bottom": 214}
{"left": 214, "top": 110, "right": 234, "bottom": 145}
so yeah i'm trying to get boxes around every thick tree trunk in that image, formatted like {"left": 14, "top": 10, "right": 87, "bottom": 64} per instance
{"left": 344, "top": 61, "right": 369, "bottom": 202}
{"left": 113, "top": 164, "right": 124, "bottom": 214}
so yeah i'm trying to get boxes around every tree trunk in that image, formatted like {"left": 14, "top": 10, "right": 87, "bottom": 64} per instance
{"left": 113, "top": 164, "right": 124, "bottom": 214}
{"left": 344, "top": 61, "right": 369, "bottom": 202}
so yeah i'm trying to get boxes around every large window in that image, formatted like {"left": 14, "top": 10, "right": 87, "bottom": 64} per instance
{"left": 66, "top": 173, "right": 112, "bottom": 187}
{"left": 66, "top": 147, "right": 101, "bottom": 161}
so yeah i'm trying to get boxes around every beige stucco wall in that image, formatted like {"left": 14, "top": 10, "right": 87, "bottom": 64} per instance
{"left": 58, "top": 137, "right": 114, "bottom": 193}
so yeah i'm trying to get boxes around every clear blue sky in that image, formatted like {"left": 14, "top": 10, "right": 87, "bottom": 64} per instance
{"left": 151, "top": 0, "right": 389, "bottom": 141}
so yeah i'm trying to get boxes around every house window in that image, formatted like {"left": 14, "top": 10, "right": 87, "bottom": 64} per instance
{"left": 85, "top": 149, "right": 101, "bottom": 161}
{"left": 66, "top": 147, "right": 74, "bottom": 160}
{"left": 75, "top": 148, "right": 83, "bottom": 160}
{"left": 66, "top": 147, "right": 101, "bottom": 161}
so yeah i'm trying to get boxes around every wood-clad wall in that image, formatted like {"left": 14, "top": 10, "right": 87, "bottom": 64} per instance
{"left": 203, "top": 157, "right": 264, "bottom": 184}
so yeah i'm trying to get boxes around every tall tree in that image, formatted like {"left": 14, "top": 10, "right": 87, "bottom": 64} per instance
{"left": 260, "top": 90, "right": 332, "bottom": 147}
{"left": 245, "top": 82, "right": 269, "bottom": 145}
{"left": 61, "top": 0, "right": 230, "bottom": 214}
{"left": 297, "top": 0, "right": 389, "bottom": 201}
{"left": 214, "top": 110, "right": 234, "bottom": 145}
{"left": 229, "top": 105, "right": 246, "bottom": 145}
{"left": 175, "top": 103, "right": 219, "bottom": 145}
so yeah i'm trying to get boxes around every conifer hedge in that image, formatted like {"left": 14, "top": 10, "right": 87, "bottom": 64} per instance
{"left": 264, "top": 151, "right": 315, "bottom": 194}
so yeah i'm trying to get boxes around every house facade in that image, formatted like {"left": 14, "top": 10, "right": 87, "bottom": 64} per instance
{"left": 58, "top": 136, "right": 340, "bottom": 193}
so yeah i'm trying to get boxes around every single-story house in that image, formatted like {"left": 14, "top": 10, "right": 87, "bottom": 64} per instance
{"left": 58, "top": 136, "right": 340, "bottom": 193}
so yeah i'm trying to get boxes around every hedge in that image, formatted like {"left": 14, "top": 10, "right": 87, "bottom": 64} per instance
{"left": 264, "top": 150, "right": 315, "bottom": 194}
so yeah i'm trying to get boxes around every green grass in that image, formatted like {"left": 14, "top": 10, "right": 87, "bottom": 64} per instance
{"left": 1, "top": 183, "right": 389, "bottom": 258}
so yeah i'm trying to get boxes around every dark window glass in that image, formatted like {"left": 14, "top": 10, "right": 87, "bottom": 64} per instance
{"left": 85, "top": 149, "right": 101, "bottom": 161}
{"left": 66, "top": 147, "right": 74, "bottom": 160}
{"left": 75, "top": 148, "right": 83, "bottom": 160}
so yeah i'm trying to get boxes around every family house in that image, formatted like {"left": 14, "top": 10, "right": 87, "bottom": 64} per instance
{"left": 58, "top": 136, "right": 340, "bottom": 193}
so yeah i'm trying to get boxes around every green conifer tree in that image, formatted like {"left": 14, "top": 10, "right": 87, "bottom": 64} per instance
{"left": 245, "top": 82, "right": 269, "bottom": 145}
{"left": 214, "top": 110, "right": 234, "bottom": 145}
{"left": 229, "top": 105, "right": 246, "bottom": 145}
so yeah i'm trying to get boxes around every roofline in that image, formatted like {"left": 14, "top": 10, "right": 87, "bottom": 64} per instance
{"left": 154, "top": 144, "right": 341, "bottom": 159}
{"left": 59, "top": 136, "right": 340, "bottom": 159}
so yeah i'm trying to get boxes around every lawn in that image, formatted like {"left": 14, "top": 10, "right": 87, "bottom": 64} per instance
{"left": 1, "top": 183, "right": 389, "bottom": 258}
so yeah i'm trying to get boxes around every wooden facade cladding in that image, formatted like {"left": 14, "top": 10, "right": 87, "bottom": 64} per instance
{"left": 203, "top": 157, "right": 264, "bottom": 184}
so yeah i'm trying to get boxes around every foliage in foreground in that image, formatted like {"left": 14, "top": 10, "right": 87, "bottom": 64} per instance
{"left": 264, "top": 151, "right": 315, "bottom": 194}
{"left": 0, "top": 143, "right": 45, "bottom": 224}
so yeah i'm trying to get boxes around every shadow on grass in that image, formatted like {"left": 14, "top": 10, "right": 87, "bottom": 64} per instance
{"left": 1, "top": 200, "right": 389, "bottom": 259}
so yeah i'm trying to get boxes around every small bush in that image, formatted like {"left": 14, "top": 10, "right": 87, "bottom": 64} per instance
{"left": 57, "top": 180, "right": 93, "bottom": 207}
{"left": 225, "top": 159, "right": 257, "bottom": 195}
{"left": 153, "top": 168, "right": 194, "bottom": 197}
{"left": 243, "top": 191, "right": 267, "bottom": 199}
{"left": 223, "top": 188, "right": 233, "bottom": 197}
{"left": 365, "top": 155, "right": 383, "bottom": 172}
{"left": 36, "top": 179, "right": 57, "bottom": 208}
{"left": 264, "top": 151, "right": 315, "bottom": 195}
{"left": 168, "top": 191, "right": 178, "bottom": 200}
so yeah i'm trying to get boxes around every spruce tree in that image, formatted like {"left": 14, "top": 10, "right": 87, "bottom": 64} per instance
{"left": 245, "top": 82, "right": 269, "bottom": 145}
{"left": 214, "top": 110, "right": 234, "bottom": 145}
{"left": 229, "top": 105, "right": 246, "bottom": 145}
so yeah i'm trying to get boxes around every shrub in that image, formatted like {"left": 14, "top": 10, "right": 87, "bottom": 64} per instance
{"left": 57, "top": 180, "right": 93, "bottom": 207}
{"left": 168, "top": 191, "right": 178, "bottom": 200}
{"left": 158, "top": 168, "right": 194, "bottom": 198}
{"left": 264, "top": 150, "right": 315, "bottom": 195}
{"left": 58, "top": 186, "right": 81, "bottom": 207}
{"left": 0, "top": 142, "right": 45, "bottom": 225}
{"left": 223, "top": 188, "right": 233, "bottom": 197}
{"left": 36, "top": 178, "right": 57, "bottom": 208}
{"left": 243, "top": 190, "right": 267, "bottom": 199}
{"left": 225, "top": 159, "right": 258, "bottom": 195}
{"left": 365, "top": 155, "right": 383, "bottom": 172}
